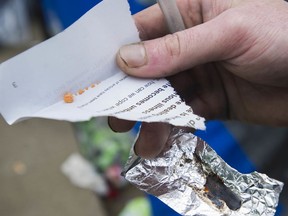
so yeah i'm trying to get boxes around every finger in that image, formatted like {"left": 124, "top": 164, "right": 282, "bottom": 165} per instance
{"left": 117, "top": 12, "right": 246, "bottom": 78}
{"left": 168, "top": 64, "right": 228, "bottom": 120}
{"left": 133, "top": 4, "right": 169, "bottom": 40}
{"left": 133, "top": 0, "right": 226, "bottom": 40}
{"left": 108, "top": 117, "right": 135, "bottom": 132}
{"left": 134, "top": 122, "right": 172, "bottom": 159}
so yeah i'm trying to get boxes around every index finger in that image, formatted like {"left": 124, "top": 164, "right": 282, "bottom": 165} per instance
{"left": 133, "top": 4, "right": 169, "bottom": 40}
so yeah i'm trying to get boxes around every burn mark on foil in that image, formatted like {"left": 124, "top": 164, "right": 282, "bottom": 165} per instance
{"left": 191, "top": 147, "right": 242, "bottom": 211}
{"left": 204, "top": 174, "right": 242, "bottom": 211}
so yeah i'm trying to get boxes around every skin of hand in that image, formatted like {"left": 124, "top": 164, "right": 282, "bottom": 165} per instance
{"left": 109, "top": 0, "right": 288, "bottom": 158}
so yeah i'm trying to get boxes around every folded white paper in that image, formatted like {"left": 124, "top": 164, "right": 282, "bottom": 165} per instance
{"left": 0, "top": 0, "right": 205, "bottom": 130}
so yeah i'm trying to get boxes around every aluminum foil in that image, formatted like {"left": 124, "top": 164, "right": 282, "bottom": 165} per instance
{"left": 123, "top": 128, "right": 283, "bottom": 216}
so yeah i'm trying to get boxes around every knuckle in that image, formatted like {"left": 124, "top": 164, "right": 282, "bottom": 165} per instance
{"left": 222, "top": 10, "right": 247, "bottom": 34}
{"left": 163, "top": 33, "right": 181, "bottom": 57}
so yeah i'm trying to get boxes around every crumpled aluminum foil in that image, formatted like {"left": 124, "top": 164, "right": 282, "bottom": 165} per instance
{"left": 123, "top": 128, "right": 283, "bottom": 216}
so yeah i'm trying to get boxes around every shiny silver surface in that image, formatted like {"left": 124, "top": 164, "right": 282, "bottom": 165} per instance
{"left": 124, "top": 128, "right": 283, "bottom": 216}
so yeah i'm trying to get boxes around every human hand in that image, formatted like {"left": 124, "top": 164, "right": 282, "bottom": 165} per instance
{"left": 109, "top": 0, "right": 288, "bottom": 158}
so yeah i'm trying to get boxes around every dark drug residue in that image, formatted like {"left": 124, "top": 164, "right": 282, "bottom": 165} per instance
{"left": 204, "top": 174, "right": 242, "bottom": 210}
{"left": 193, "top": 140, "right": 242, "bottom": 211}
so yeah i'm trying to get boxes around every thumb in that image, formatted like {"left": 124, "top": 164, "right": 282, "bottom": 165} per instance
{"left": 116, "top": 17, "right": 241, "bottom": 78}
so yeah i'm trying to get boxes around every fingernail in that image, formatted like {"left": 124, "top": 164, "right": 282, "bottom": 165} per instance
{"left": 119, "top": 43, "right": 147, "bottom": 68}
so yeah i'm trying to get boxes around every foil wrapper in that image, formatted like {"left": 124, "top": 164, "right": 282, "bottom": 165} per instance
{"left": 123, "top": 128, "right": 283, "bottom": 216}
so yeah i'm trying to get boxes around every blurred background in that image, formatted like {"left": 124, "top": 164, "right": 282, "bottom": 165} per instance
{"left": 0, "top": 0, "right": 287, "bottom": 216}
